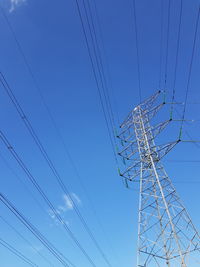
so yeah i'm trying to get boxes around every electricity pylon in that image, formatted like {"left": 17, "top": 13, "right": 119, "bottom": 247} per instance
{"left": 117, "top": 91, "right": 200, "bottom": 266}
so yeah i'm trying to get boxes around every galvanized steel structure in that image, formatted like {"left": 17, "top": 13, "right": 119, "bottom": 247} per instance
{"left": 117, "top": 91, "right": 200, "bottom": 266}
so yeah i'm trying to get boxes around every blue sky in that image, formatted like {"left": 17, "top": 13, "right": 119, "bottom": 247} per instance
{"left": 0, "top": 0, "right": 200, "bottom": 266}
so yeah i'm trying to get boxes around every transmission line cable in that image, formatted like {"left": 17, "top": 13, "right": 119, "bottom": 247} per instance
{"left": 86, "top": 0, "right": 124, "bottom": 248}
{"left": 0, "top": 151, "right": 88, "bottom": 258}
{"left": 0, "top": 151, "right": 48, "bottom": 217}
{"left": 131, "top": 0, "right": 141, "bottom": 102}
{"left": 75, "top": 0, "right": 130, "bottom": 191}
{"left": 0, "top": 237, "right": 38, "bottom": 267}
{"left": 159, "top": 0, "right": 164, "bottom": 91}
{"left": 0, "top": 193, "right": 79, "bottom": 267}
{"left": 170, "top": 0, "right": 183, "bottom": 119}
{"left": 79, "top": 0, "right": 120, "bottom": 170}
{"left": 164, "top": 0, "right": 171, "bottom": 92}
{"left": 76, "top": 0, "right": 117, "bottom": 136}
{"left": 0, "top": 130, "right": 96, "bottom": 267}
{"left": 73, "top": 1, "right": 121, "bottom": 263}
{"left": 93, "top": 0, "right": 120, "bottom": 126}
{"left": 1, "top": 1, "right": 119, "bottom": 171}
{"left": 0, "top": 215, "right": 54, "bottom": 267}
{"left": 76, "top": 2, "right": 122, "bottom": 255}
{"left": 74, "top": 4, "right": 119, "bottom": 266}
{"left": 0, "top": 0, "right": 118, "bottom": 176}
{"left": 179, "top": 6, "right": 200, "bottom": 139}
{"left": 182, "top": 129, "right": 200, "bottom": 149}
{"left": 172, "top": 105, "right": 200, "bottom": 149}
{"left": 0, "top": 5, "right": 116, "bottom": 265}
{"left": 83, "top": 0, "right": 116, "bottom": 133}
{"left": 75, "top": 0, "right": 119, "bottom": 166}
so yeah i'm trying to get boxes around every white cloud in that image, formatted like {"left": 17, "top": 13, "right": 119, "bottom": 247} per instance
{"left": 71, "top": 193, "right": 81, "bottom": 205}
{"left": 60, "top": 193, "right": 82, "bottom": 212}
{"left": 48, "top": 209, "right": 69, "bottom": 227}
{"left": 63, "top": 194, "right": 74, "bottom": 210}
{"left": 9, "top": 0, "right": 27, "bottom": 13}
{"left": 48, "top": 193, "right": 81, "bottom": 226}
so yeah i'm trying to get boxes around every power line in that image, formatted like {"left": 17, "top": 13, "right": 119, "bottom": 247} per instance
{"left": 0, "top": 0, "right": 118, "bottom": 192}
{"left": 0, "top": 130, "right": 96, "bottom": 267}
{"left": 131, "top": 0, "right": 141, "bottom": 102}
{"left": 75, "top": 0, "right": 129, "bottom": 187}
{"left": 170, "top": 0, "right": 183, "bottom": 118}
{"left": 159, "top": 0, "right": 164, "bottom": 90}
{"left": 0, "top": 237, "right": 38, "bottom": 267}
{"left": 75, "top": 0, "right": 119, "bottom": 166}
{"left": 0, "top": 215, "right": 54, "bottom": 267}
{"left": 171, "top": 104, "right": 200, "bottom": 149}
{"left": 74, "top": 0, "right": 128, "bottom": 191}
{"left": 0, "top": 150, "right": 91, "bottom": 261}
{"left": 75, "top": 0, "right": 129, "bottom": 185}
{"left": 164, "top": 0, "right": 171, "bottom": 91}
{"left": 179, "top": 6, "right": 200, "bottom": 138}
{"left": 0, "top": 151, "right": 47, "bottom": 217}
{"left": 93, "top": 0, "right": 120, "bottom": 125}
{"left": 71, "top": 1, "right": 121, "bottom": 264}
{"left": 0, "top": 193, "right": 77, "bottom": 267}
{"left": 79, "top": 0, "right": 120, "bottom": 163}
{"left": 0, "top": 5, "right": 116, "bottom": 265}
{"left": 183, "top": 129, "right": 200, "bottom": 149}
{"left": 83, "top": 0, "right": 116, "bottom": 133}
{"left": 75, "top": 5, "right": 120, "bottom": 265}
{"left": 0, "top": 69, "right": 109, "bottom": 267}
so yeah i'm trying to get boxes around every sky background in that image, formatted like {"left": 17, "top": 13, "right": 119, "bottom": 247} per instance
{"left": 0, "top": 0, "right": 200, "bottom": 266}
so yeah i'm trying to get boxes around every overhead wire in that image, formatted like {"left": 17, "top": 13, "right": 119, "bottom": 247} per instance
{"left": 0, "top": 0, "right": 118, "bottom": 176}
{"left": 0, "top": 3, "right": 88, "bottom": 190}
{"left": 0, "top": 4, "right": 116, "bottom": 266}
{"left": 93, "top": 0, "right": 120, "bottom": 126}
{"left": 0, "top": 193, "right": 77, "bottom": 267}
{"left": 83, "top": 0, "right": 116, "bottom": 133}
{"left": 0, "top": 151, "right": 48, "bottom": 217}
{"left": 79, "top": 0, "right": 120, "bottom": 167}
{"left": 75, "top": 0, "right": 119, "bottom": 166}
{"left": 171, "top": 104, "right": 200, "bottom": 149}
{"left": 0, "top": 150, "right": 92, "bottom": 263}
{"left": 0, "top": 215, "right": 54, "bottom": 267}
{"left": 165, "top": 3, "right": 200, "bottom": 146}
{"left": 131, "top": 0, "right": 142, "bottom": 102}
{"left": 159, "top": 0, "right": 164, "bottom": 91}
{"left": 179, "top": 6, "right": 200, "bottom": 139}
{"left": 164, "top": 0, "right": 171, "bottom": 92}
{"left": 75, "top": 0, "right": 129, "bottom": 190}
{"left": 76, "top": 0, "right": 124, "bottom": 262}
{"left": 78, "top": 1, "right": 122, "bottom": 263}
{"left": 170, "top": 0, "right": 183, "bottom": 119}
{"left": 0, "top": 237, "right": 38, "bottom": 267}
{"left": 0, "top": 130, "right": 96, "bottom": 267}
{"left": 0, "top": 1, "right": 199, "bottom": 266}
{"left": 75, "top": 0, "right": 130, "bottom": 188}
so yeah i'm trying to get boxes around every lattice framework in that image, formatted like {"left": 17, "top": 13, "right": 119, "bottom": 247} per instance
{"left": 118, "top": 91, "right": 200, "bottom": 266}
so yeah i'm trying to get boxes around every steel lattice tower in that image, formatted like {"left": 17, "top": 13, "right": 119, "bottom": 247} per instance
{"left": 117, "top": 91, "right": 200, "bottom": 266}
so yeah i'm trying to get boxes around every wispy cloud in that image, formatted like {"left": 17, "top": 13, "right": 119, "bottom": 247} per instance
{"left": 60, "top": 193, "right": 82, "bottom": 212}
{"left": 9, "top": 0, "right": 27, "bottom": 13}
{"left": 48, "top": 193, "right": 82, "bottom": 226}
{"left": 71, "top": 193, "right": 81, "bottom": 205}
{"left": 48, "top": 209, "right": 68, "bottom": 226}
{"left": 63, "top": 194, "right": 74, "bottom": 211}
